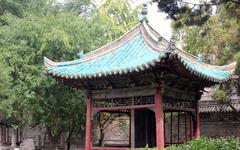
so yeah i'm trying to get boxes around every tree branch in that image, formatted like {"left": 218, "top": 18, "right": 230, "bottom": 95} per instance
{"left": 182, "top": 0, "right": 240, "bottom": 5}
{"left": 228, "top": 104, "right": 238, "bottom": 112}
{"left": 228, "top": 0, "right": 240, "bottom": 4}
{"left": 182, "top": 1, "right": 220, "bottom": 6}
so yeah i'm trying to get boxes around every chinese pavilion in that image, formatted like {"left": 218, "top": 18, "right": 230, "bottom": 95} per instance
{"left": 43, "top": 5, "right": 236, "bottom": 150}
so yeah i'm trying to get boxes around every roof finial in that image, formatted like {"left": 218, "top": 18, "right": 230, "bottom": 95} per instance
{"left": 197, "top": 54, "right": 205, "bottom": 62}
{"left": 77, "top": 45, "right": 85, "bottom": 58}
{"left": 140, "top": 1, "right": 149, "bottom": 23}
{"left": 169, "top": 35, "right": 176, "bottom": 52}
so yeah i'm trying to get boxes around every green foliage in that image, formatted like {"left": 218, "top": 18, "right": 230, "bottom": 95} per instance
{"left": 0, "top": 60, "right": 12, "bottom": 116}
{"left": 138, "top": 145, "right": 157, "bottom": 150}
{"left": 56, "top": 0, "right": 92, "bottom": 15}
{"left": 157, "top": 0, "right": 240, "bottom": 28}
{"left": 177, "top": 6, "right": 239, "bottom": 65}
{"left": 0, "top": 12, "right": 94, "bottom": 142}
{"left": 212, "top": 87, "right": 229, "bottom": 104}
{"left": 235, "top": 57, "right": 240, "bottom": 75}
{"left": 93, "top": 0, "right": 139, "bottom": 41}
{"left": 135, "top": 137, "right": 240, "bottom": 150}
{"left": 0, "top": 0, "right": 51, "bottom": 17}
{"left": 165, "top": 137, "right": 240, "bottom": 150}
{"left": 0, "top": 0, "right": 138, "bottom": 148}
{"left": 158, "top": 0, "right": 212, "bottom": 27}
{"left": 164, "top": 112, "right": 178, "bottom": 119}
{"left": 177, "top": 5, "right": 240, "bottom": 98}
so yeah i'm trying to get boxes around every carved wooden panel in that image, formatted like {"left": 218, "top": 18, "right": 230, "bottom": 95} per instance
{"left": 93, "top": 96, "right": 155, "bottom": 109}
{"left": 163, "top": 97, "right": 195, "bottom": 111}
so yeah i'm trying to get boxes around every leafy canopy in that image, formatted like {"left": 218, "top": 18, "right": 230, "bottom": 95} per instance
{"left": 177, "top": 6, "right": 239, "bottom": 65}
{"left": 156, "top": 0, "right": 240, "bottom": 28}
{"left": 0, "top": 0, "right": 139, "bottom": 147}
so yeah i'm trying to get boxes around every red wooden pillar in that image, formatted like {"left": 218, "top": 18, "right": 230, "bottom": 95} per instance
{"left": 85, "top": 93, "right": 92, "bottom": 150}
{"left": 194, "top": 100, "right": 200, "bottom": 138}
{"left": 155, "top": 87, "right": 164, "bottom": 149}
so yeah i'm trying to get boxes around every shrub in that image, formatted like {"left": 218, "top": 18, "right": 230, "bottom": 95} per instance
{"left": 165, "top": 137, "right": 240, "bottom": 150}
{"left": 212, "top": 88, "right": 229, "bottom": 104}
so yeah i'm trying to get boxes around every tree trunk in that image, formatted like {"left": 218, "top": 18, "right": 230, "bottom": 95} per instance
{"left": 65, "top": 129, "right": 73, "bottom": 150}
{"left": 48, "top": 141, "right": 58, "bottom": 150}
{"left": 67, "top": 141, "right": 70, "bottom": 150}
{"left": 98, "top": 132, "right": 105, "bottom": 147}
{"left": 46, "top": 128, "right": 59, "bottom": 150}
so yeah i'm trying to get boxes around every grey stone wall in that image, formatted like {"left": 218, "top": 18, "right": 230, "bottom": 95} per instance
{"left": 0, "top": 126, "right": 85, "bottom": 150}
{"left": 200, "top": 88, "right": 240, "bottom": 138}
{"left": 200, "top": 112, "right": 240, "bottom": 138}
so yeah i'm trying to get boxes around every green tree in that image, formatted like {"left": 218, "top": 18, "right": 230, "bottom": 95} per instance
{"left": 56, "top": 0, "right": 92, "bottom": 15}
{"left": 0, "top": 60, "right": 12, "bottom": 117}
{"left": 0, "top": 13, "right": 91, "bottom": 149}
{"left": 0, "top": 0, "right": 138, "bottom": 149}
{"left": 177, "top": 7, "right": 239, "bottom": 65}
{"left": 92, "top": 0, "right": 139, "bottom": 42}
{"left": 0, "top": 0, "right": 51, "bottom": 17}
{"left": 155, "top": 0, "right": 240, "bottom": 28}
{"left": 176, "top": 6, "right": 240, "bottom": 108}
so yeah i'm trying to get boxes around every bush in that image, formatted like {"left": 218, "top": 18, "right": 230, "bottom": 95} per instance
{"left": 212, "top": 88, "right": 229, "bottom": 104}
{"left": 165, "top": 137, "right": 240, "bottom": 150}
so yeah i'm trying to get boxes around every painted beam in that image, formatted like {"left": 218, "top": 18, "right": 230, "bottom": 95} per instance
{"left": 91, "top": 85, "right": 197, "bottom": 101}
{"left": 92, "top": 85, "right": 156, "bottom": 100}
{"left": 93, "top": 104, "right": 155, "bottom": 111}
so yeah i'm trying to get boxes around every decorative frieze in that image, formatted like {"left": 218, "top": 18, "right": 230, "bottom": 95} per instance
{"left": 92, "top": 95, "right": 195, "bottom": 112}
{"left": 163, "top": 97, "right": 195, "bottom": 111}
{"left": 93, "top": 96, "right": 155, "bottom": 109}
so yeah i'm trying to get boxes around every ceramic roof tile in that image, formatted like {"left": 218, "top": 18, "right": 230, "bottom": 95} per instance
{"left": 44, "top": 23, "right": 236, "bottom": 82}
{"left": 200, "top": 104, "right": 240, "bottom": 113}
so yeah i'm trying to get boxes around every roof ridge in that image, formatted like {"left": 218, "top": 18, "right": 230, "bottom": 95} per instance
{"left": 145, "top": 23, "right": 168, "bottom": 43}
{"left": 140, "top": 22, "right": 169, "bottom": 53}
{"left": 173, "top": 48, "right": 236, "bottom": 69}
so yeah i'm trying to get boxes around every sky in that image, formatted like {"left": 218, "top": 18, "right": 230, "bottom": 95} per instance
{"left": 59, "top": 0, "right": 208, "bottom": 41}
{"left": 125, "top": 0, "right": 214, "bottom": 41}
{"left": 93, "top": 0, "right": 173, "bottom": 40}
{"left": 141, "top": 1, "right": 172, "bottom": 40}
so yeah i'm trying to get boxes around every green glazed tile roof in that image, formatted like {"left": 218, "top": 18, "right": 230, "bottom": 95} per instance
{"left": 177, "top": 52, "right": 235, "bottom": 82}
{"left": 44, "top": 23, "right": 236, "bottom": 83}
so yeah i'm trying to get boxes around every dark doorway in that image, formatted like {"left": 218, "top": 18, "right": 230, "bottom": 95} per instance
{"left": 135, "top": 109, "right": 156, "bottom": 148}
